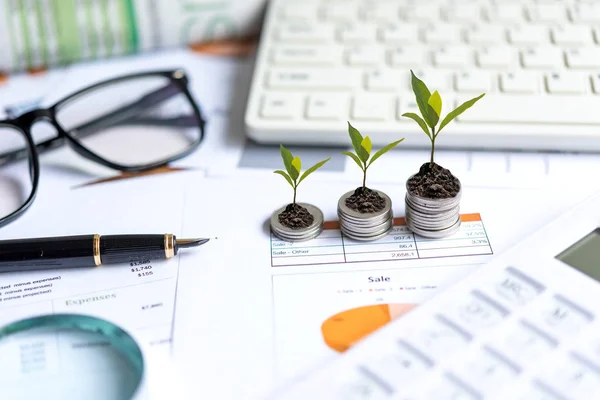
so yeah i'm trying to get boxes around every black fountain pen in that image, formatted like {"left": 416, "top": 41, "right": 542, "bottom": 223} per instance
{"left": 0, "top": 234, "right": 209, "bottom": 273}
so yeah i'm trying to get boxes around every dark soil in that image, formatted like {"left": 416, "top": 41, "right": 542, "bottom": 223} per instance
{"left": 278, "top": 203, "right": 314, "bottom": 229}
{"left": 345, "top": 187, "right": 387, "bottom": 213}
{"left": 407, "top": 162, "right": 461, "bottom": 199}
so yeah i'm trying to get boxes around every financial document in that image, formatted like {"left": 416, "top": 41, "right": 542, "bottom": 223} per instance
{"left": 0, "top": 171, "right": 194, "bottom": 349}
{"left": 171, "top": 174, "right": 592, "bottom": 399}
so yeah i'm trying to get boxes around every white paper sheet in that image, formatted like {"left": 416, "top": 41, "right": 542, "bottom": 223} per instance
{"left": 171, "top": 174, "right": 593, "bottom": 399}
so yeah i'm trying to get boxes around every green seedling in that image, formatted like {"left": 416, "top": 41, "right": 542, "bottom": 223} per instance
{"left": 275, "top": 145, "right": 330, "bottom": 205}
{"left": 402, "top": 70, "right": 485, "bottom": 166}
{"left": 343, "top": 121, "right": 405, "bottom": 189}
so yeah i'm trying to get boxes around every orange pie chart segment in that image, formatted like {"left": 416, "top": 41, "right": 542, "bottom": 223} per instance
{"left": 321, "top": 303, "right": 416, "bottom": 353}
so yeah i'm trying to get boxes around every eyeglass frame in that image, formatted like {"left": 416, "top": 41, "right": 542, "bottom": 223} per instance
{"left": 0, "top": 69, "right": 206, "bottom": 228}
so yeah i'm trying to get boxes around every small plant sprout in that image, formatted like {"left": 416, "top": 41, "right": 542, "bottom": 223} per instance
{"left": 274, "top": 145, "right": 330, "bottom": 205}
{"left": 343, "top": 122, "right": 404, "bottom": 189}
{"left": 402, "top": 70, "right": 485, "bottom": 166}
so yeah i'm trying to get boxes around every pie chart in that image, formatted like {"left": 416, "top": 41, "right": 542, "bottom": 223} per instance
{"left": 321, "top": 303, "right": 416, "bottom": 353}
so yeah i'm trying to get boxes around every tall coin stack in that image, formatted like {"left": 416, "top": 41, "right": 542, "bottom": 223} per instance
{"left": 405, "top": 185, "right": 462, "bottom": 239}
{"left": 270, "top": 203, "right": 324, "bottom": 242}
{"left": 337, "top": 190, "right": 393, "bottom": 241}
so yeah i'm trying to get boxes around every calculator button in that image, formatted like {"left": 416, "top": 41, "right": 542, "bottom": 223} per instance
{"left": 537, "top": 352, "right": 600, "bottom": 398}
{"left": 456, "top": 346, "right": 521, "bottom": 392}
{"left": 516, "top": 380, "right": 568, "bottom": 400}
{"left": 496, "top": 320, "right": 558, "bottom": 366}
{"left": 425, "top": 373, "right": 483, "bottom": 400}
{"left": 335, "top": 367, "right": 395, "bottom": 400}
{"left": 405, "top": 315, "right": 472, "bottom": 359}
{"left": 445, "top": 290, "right": 509, "bottom": 332}
{"left": 360, "top": 340, "right": 434, "bottom": 387}
{"left": 492, "top": 267, "right": 545, "bottom": 307}
{"left": 535, "top": 294, "right": 594, "bottom": 337}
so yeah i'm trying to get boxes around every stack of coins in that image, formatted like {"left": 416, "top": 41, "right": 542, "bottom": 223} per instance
{"left": 337, "top": 190, "right": 393, "bottom": 241}
{"left": 270, "top": 203, "right": 324, "bottom": 242}
{"left": 405, "top": 184, "right": 462, "bottom": 239}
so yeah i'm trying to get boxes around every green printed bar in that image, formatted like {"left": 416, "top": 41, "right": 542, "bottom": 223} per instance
{"left": 100, "top": 0, "right": 113, "bottom": 57}
{"left": 34, "top": 0, "right": 49, "bottom": 66}
{"left": 84, "top": 0, "right": 97, "bottom": 59}
{"left": 123, "top": 0, "right": 138, "bottom": 53}
{"left": 5, "top": 0, "right": 18, "bottom": 71}
{"left": 50, "top": 0, "right": 81, "bottom": 64}
{"left": 18, "top": 0, "right": 33, "bottom": 69}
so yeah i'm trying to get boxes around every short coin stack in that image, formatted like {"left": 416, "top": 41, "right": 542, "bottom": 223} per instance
{"left": 405, "top": 184, "right": 462, "bottom": 239}
{"left": 337, "top": 190, "right": 393, "bottom": 241}
{"left": 270, "top": 203, "right": 324, "bottom": 242}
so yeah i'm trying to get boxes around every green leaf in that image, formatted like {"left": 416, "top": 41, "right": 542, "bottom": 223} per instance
{"left": 428, "top": 90, "right": 442, "bottom": 117}
{"left": 401, "top": 112, "right": 432, "bottom": 140}
{"left": 367, "top": 138, "right": 405, "bottom": 168}
{"left": 280, "top": 144, "right": 297, "bottom": 179}
{"left": 291, "top": 156, "right": 301, "bottom": 173}
{"left": 437, "top": 93, "right": 486, "bottom": 135}
{"left": 298, "top": 158, "right": 331, "bottom": 185}
{"left": 347, "top": 121, "right": 369, "bottom": 161}
{"left": 342, "top": 151, "right": 364, "bottom": 171}
{"left": 360, "top": 136, "right": 372, "bottom": 163}
{"left": 410, "top": 70, "right": 438, "bottom": 129}
{"left": 274, "top": 170, "right": 294, "bottom": 188}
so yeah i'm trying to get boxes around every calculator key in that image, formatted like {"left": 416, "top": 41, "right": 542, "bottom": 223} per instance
{"left": 361, "top": 340, "right": 434, "bottom": 387}
{"left": 526, "top": 4, "right": 567, "bottom": 23}
{"left": 405, "top": 314, "right": 473, "bottom": 359}
{"left": 535, "top": 294, "right": 594, "bottom": 337}
{"left": 515, "top": 380, "right": 569, "bottom": 400}
{"left": 433, "top": 46, "right": 472, "bottom": 68}
{"left": 338, "top": 24, "right": 378, "bottom": 43}
{"left": 593, "top": 74, "right": 600, "bottom": 94}
{"left": 387, "top": 45, "right": 426, "bottom": 68}
{"left": 445, "top": 290, "right": 509, "bottom": 332}
{"left": 335, "top": 366, "right": 395, "bottom": 400}
{"left": 465, "top": 25, "right": 507, "bottom": 45}
{"left": 537, "top": 353, "right": 600, "bottom": 399}
{"left": 496, "top": 320, "right": 558, "bottom": 366}
{"left": 457, "top": 346, "right": 521, "bottom": 391}
{"left": 491, "top": 267, "right": 545, "bottom": 307}
{"left": 423, "top": 24, "right": 463, "bottom": 44}
{"left": 569, "top": 3, "right": 600, "bottom": 23}
{"left": 521, "top": 47, "right": 564, "bottom": 70}
{"left": 508, "top": 25, "right": 550, "bottom": 45}
{"left": 425, "top": 373, "right": 483, "bottom": 400}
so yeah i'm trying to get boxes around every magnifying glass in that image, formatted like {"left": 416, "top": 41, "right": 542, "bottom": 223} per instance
{"left": 0, "top": 314, "right": 145, "bottom": 400}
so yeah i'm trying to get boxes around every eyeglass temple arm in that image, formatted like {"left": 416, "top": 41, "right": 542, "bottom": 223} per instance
{"left": 0, "top": 82, "right": 201, "bottom": 166}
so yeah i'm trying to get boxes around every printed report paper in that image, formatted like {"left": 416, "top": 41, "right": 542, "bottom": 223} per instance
{"left": 172, "top": 174, "right": 586, "bottom": 399}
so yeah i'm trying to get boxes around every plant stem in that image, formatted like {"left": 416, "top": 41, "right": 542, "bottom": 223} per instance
{"left": 430, "top": 127, "right": 436, "bottom": 165}
{"left": 362, "top": 168, "right": 367, "bottom": 189}
{"left": 293, "top": 186, "right": 297, "bottom": 204}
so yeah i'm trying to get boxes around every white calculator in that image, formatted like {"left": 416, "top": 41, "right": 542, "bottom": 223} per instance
{"left": 273, "top": 190, "right": 600, "bottom": 399}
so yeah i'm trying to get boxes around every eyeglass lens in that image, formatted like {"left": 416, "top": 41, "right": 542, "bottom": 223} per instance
{"left": 55, "top": 74, "right": 201, "bottom": 168}
{"left": 0, "top": 126, "right": 33, "bottom": 221}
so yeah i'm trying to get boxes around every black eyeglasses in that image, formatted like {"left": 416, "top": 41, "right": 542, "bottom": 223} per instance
{"left": 0, "top": 69, "right": 206, "bottom": 228}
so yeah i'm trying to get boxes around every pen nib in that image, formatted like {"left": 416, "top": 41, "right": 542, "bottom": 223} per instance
{"left": 176, "top": 238, "right": 210, "bottom": 248}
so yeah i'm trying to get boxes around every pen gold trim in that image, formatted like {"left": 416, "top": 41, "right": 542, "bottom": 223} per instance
{"left": 165, "top": 233, "right": 175, "bottom": 258}
{"left": 93, "top": 234, "right": 102, "bottom": 266}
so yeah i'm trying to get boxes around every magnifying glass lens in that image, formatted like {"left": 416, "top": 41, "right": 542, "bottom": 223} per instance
{"left": 0, "top": 325, "right": 141, "bottom": 400}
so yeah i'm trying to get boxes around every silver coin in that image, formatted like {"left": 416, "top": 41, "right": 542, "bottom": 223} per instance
{"left": 270, "top": 203, "right": 324, "bottom": 242}
{"left": 408, "top": 217, "right": 462, "bottom": 239}
{"left": 337, "top": 189, "right": 394, "bottom": 241}
{"left": 405, "top": 174, "right": 462, "bottom": 208}
{"left": 338, "top": 190, "right": 392, "bottom": 221}
{"left": 405, "top": 193, "right": 461, "bottom": 211}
